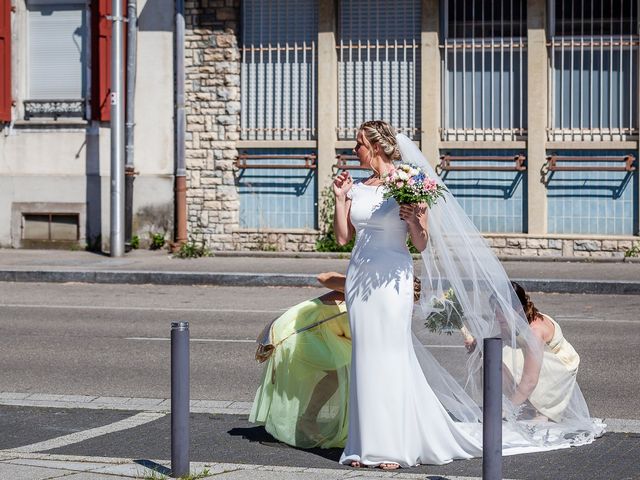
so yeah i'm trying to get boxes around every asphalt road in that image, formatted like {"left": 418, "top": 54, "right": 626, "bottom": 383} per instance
{"left": 0, "top": 282, "right": 639, "bottom": 420}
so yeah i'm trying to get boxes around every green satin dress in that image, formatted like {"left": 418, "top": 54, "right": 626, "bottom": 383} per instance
{"left": 249, "top": 298, "right": 351, "bottom": 448}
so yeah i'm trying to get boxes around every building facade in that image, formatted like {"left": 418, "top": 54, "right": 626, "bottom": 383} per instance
{"left": 182, "top": 0, "right": 640, "bottom": 257}
{"left": 0, "top": 0, "right": 174, "bottom": 250}
{"left": 1, "top": 0, "right": 639, "bottom": 258}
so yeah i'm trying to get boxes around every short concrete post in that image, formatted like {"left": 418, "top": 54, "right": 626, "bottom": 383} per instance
{"left": 171, "top": 321, "right": 189, "bottom": 477}
{"left": 483, "top": 336, "right": 502, "bottom": 480}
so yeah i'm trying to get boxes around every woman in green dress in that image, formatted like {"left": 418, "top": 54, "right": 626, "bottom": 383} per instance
{"left": 249, "top": 272, "right": 351, "bottom": 448}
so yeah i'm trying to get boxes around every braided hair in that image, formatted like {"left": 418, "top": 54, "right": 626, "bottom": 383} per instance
{"left": 359, "top": 120, "right": 402, "bottom": 163}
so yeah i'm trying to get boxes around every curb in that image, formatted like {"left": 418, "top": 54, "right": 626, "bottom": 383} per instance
{"left": 1, "top": 269, "right": 640, "bottom": 294}
{"left": 0, "top": 270, "right": 320, "bottom": 287}
{"left": 212, "top": 251, "right": 640, "bottom": 263}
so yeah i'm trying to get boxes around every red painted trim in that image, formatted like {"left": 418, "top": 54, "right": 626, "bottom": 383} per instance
{"left": 0, "top": 0, "right": 12, "bottom": 123}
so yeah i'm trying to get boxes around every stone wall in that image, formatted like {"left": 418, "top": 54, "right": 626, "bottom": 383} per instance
{"left": 485, "top": 235, "right": 638, "bottom": 258}
{"left": 232, "top": 230, "right": 318, "bottom": 252}
{"left": 184, "top": 0, "right": 241, "bottom": 251}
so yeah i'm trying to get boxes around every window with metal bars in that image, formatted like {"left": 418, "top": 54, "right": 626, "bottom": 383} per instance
{"left": 441, "top": 0, "right": 527, "bottom": 142}
{"left": 337, "top": 0, "right": 421, "bottom": 140}
{"left": 240, "top": 0, "right": 317, "bottom": 141}
{"left": 236, "top": 149, "right": 318, "bottom": 230}
{"left": 548, "top": 0, "right": 639, "bottom": 141}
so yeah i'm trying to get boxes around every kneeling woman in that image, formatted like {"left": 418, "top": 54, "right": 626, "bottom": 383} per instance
{"left": 249, "top": 272, "right": 351, "bottom": 448}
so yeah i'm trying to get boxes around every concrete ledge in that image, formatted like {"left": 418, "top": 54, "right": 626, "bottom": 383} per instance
{"left": 212, "top": 251, "right": 640, "bottom": 263}
{"left": 1, "top": 268, "right": 640, "bottom": 294}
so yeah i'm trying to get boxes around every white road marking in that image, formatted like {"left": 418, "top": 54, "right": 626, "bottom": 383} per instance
{"left": 126, "top": 337, "right": 256, "bottom": 343}
{"left": 6, "top": 411, "right": 165, "bottom": 453}
{"left": 0, "top": 303, "right": 283, "bottom": 314}
{"left": 553, "top": 317, "right": 638, "bottom": 324}
{"left": 125, "top": 337, "right": 465, "bottom": 347}
{"left": 2, "top": 304, "right": 638, "bottom": 323}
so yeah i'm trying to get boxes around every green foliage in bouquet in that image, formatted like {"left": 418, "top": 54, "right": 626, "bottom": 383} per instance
{"left": 424, "top": 288, "right": 465, "bottom": 334}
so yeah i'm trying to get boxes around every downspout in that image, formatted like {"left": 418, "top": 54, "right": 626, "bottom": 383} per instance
{"left": 124, "top": 0, "right": 137, "bottom": 250}
{"left": 174, "top": 0, "right": 187, "bottom": 248}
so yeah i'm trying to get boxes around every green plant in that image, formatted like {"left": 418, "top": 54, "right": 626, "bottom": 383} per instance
{"left": 141, "top": 470, "right": 167, "bottom": 480}
{"left": 140, "top": 466, "right": 213, "bottom": 480}
{"left": 174, "top": 237, "right": 212, "bottom": 259}
{"left": 149, "top": 232, "right": 166, "bottom": 250}
{"left": 315, "top": 184, "right": 355, "bottom": 252}
{"left": 131, "top": 235, "right": 140, "bottom": 249}
{"left": 624, "top": 241, "right": 640, "bottom": 258}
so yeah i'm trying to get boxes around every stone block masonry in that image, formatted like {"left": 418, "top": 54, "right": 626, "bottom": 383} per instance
{"left": 185, "top": 0, "right": 241, "bottom": 251}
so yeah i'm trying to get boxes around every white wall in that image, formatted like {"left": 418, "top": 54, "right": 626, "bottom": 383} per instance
{"left": 0, "top": 0, "right": 175, "bottom": 250}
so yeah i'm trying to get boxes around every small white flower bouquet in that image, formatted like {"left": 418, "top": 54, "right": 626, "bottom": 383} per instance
{"left": 382, "top": 164, "right": 447, "bottom": 207}
{"left": 425, "top": 288, "right": 473, "bottom": 342}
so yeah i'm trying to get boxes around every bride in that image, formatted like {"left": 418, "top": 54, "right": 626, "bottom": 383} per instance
{"left": 333, "top": 120, "right": 603, "bottom": 469}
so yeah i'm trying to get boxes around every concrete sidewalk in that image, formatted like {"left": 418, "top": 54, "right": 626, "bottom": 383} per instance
{"left": 0, "top": 452, "right": 490, "bottom": 480}
{"left": 0, "top": 249, "right": 639, "bottom": 294}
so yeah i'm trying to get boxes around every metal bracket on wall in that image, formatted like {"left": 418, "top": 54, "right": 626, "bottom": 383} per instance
{"left": 541, "top": 154, "right": 637, "bottom": 186}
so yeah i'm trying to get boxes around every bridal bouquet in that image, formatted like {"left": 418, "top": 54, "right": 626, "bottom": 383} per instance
{"left": 382, "top": 164, "right": 447, "bottom": 207}
{"left": 425, "top": 288, "right": 473, "bottom": 341}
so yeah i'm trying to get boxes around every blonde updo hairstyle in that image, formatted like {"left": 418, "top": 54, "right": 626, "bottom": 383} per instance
{"left": 358, "top": 121, "right": 401, "bottom": 176}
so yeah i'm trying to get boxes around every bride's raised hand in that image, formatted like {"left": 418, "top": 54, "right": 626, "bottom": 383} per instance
{"left": 399, "top": 202, "right": 428, "bottom": 225}
{"left": 333, "top": 171, "right": 353, "bottom": 199}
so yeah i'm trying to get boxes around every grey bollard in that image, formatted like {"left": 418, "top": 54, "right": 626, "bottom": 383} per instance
{"left": 483, "top": 337, "right": 502, "bottom": 480}
{"left": 171, "top": 321, "right": 190, "bottom": 478}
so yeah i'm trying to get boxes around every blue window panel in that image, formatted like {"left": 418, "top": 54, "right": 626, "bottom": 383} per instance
{"left": 547, "top": 150, "right": 637, "bottom": 235}
{"left": 338, "top": 0, "right": 422, "bottom": 140}
{"left": 439, "top": 149, "right": 526, "bottom": 233}
{"left": 335, "top": 149, "right": 372, "bottom": 182}
{"left": 241, "top": 0, "right": 318, "bottom": 141}
{"left": 551, "top": 49, "right": 637, "bottom": 131}
{"left": 444, "top": 50, "right": 528, "bottom": 132}
{"left": 237, "top": 149, "right": 317, "bottom": 229}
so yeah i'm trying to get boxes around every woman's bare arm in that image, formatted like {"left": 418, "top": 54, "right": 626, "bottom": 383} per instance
{"left": 510, "top": 331, "right": 545, "bottom": 405}
{"left": 317, "top": 272, "right": 347, "bottom": 293}
{"left": 400, "top": 203, "right": 429, "bottom": 252}
{"left": 333, "top": 172, "right": 355, "bottom": 245}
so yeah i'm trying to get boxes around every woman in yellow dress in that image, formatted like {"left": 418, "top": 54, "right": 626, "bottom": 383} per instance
{"left": 249, "top": 272, "right": 351, "bottom": 448}
{"left": 465, "top": 281, "right": 583, "bottom": 423}
{"left": 502, "top": 282, "right": 581, "bottom": 423}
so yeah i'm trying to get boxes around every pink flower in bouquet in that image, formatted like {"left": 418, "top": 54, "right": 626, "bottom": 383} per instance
{"left": 382, "top": 162, "right": 447, "bottom": 208}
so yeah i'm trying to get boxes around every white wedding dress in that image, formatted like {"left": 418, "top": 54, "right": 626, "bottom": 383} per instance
{"left": 339, "top": 182, "right": 597, "bottom": 467}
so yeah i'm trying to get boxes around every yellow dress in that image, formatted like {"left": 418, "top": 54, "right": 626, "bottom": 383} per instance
{"left": 503, "top": 314, "right": 580, "bottom": 422}
{"left": 249, "top": 298, "right": 351, "bottom": 448}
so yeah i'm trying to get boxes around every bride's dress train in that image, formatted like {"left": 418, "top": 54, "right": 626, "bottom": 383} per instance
{"left": 339, "top": 181, "right": 602, "bottom": 467}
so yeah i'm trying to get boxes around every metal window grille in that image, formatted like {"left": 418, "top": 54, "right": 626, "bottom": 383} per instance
{"left": 241, "top": 0, "right": 317, "bottom": 141}
{"left": 337, "top": 0, "right": 421, "bottom": 140}
{"left": 236, "top": 149, "right": 317, "bottom": 229}
{"left": 441, "top": 0, "right": 527, "bottom": 142}
{"left": 548, "top": 0, "right": 639, "bottom": 141}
